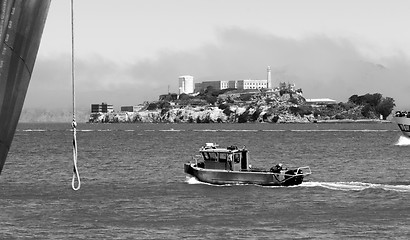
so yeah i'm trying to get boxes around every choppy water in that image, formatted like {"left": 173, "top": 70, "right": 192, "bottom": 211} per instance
{"left": 1, "top": 122, "right": 410, "bottom": 239}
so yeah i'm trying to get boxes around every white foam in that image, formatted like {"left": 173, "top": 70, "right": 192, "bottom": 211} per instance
{"left": 185, "top": 177, "right": 236, "bottom": 186}
{"left": 291, "top": 129, "right": 390, "bottom": 132}
{"left": 22, "top": 129, "right": 46, "bottom": 132}
{"left": 395, "top": 135, "right": 410, "bottom": 146}
{"left": 193, "top": 129, "right": 258, "bottom": 132}
{"left": 193, "top": 129, "right": 218, "bottom": 132}
{"left": 303, "top": 181, "right": 410, "bottom": 192}
{"left": 185, "top": 176, "right": 210, "bottom": 185}
{"left": 159, "top": 129, "right": 184, "bottom": 132}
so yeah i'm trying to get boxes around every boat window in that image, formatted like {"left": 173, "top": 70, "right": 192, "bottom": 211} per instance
{"left": 202, "top": 152, "right": 210, "bottom": 160}
{"left": 399, "top": 124, "right": 410, "bottom": 132}
{"left": 233, "top": 153, "right": 240, "bottom": 163}
{"left": 208, "top": 152, "right": 217, "bottom": 161}
{"left": 219, "top": 152, "right": 227, "bottom": 163}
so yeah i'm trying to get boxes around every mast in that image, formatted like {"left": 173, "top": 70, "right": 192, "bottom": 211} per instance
{"left": 0, "top": 0, "right": 51, "bottom": 173}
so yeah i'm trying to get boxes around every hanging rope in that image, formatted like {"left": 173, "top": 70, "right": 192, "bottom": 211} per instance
{"left": 71, "top": 0, "right": 80, "bottom": 190}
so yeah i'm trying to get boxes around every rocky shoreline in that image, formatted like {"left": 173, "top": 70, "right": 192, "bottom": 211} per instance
{"left": 88, "top": 105, "right": 389, "bottom": 124}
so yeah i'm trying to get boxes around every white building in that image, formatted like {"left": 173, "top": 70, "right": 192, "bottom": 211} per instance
{"left": 237, "top": 79, "right": 268, "bottom": 90}
{"left": 195, "top": 79, "right": 268, "bottom": 92}
{"left": 305, "top": 98, "right": 337, "bottom": 105}
{"left": 178, "top": 75, "right": 194, "bottom": 94}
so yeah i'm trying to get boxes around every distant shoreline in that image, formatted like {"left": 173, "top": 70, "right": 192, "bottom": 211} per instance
{"left": 315, "top": 119, "right": 391, "bottom": 124}
{"left": 18, "top": 118, "right": 393, "bottom": 124}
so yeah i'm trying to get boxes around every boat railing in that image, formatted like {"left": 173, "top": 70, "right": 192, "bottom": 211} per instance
{"left": 282, "top": 166, "right": 311, "bottom": 177}
{"left": 296, "top": 166, "right": 311, "bottom": 176}
{"left": 192, "top": 155, "right": 202, "bottom": 165}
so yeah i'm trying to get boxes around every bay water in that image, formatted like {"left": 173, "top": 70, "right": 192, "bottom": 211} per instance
{"left": 1, "top": 122, "right": 409, "bottom": 239}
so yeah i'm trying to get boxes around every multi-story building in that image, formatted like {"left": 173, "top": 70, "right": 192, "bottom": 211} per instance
{"left": 91, "top": 102, "right": 114, "bottom": 113}
{"left": 178, "top": 75, "right": 194, "bottom": 94}
{"left": 195, "top": 79, "right": 268, "bottom": 92}
{"left": 236, "top": 79, "right": 268, "bottom": 90}
{"left": 193, "top": 66, "right": 273, "bottom": 92}
{"left": 194, "top": 80, "right": 230, "bottom": 92}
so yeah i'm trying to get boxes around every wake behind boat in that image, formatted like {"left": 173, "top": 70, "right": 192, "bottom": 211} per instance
{"left": 393, "top": 111, "right": 410, "bottom": 138}
{"left": 184, "top": 143, "right": 311, "bottom": 186}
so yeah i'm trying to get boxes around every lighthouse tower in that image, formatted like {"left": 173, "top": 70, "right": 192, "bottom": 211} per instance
{"left": 267, "top": 66, "right": 272, "bottom": 89}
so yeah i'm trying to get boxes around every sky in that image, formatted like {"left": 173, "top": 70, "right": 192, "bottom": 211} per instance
{"left": 25, "top": 0, "right": 410, "bottom": 110}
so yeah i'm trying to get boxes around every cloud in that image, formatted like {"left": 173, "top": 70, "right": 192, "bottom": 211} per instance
{"left": 27, "top": 28, "right": 410, "bottom": 110}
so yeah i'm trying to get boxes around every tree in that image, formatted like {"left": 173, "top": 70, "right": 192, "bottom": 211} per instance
{"left": 350, "top": 93, "right": 382, "bottom": 107}
{"left": 361, "top": 105, "right": 372, "bottom": 118}
{"left": 364, "top": 93, "right": 382, "bottom": 107}
{"left": 376, "top": 97, "right": 395, "bottom": 120}
{"left": 147, "top": 102, "right": 158, "bottom": 110}
{"left": 178, "top": 93, "right": 190, "bottom": 101}
{"left": 205, "top": 95, "right": 217, "bottom": 105}
{"left": 348, "top": 93, "right": 394, "bottom": 119}
{"left": 348, "top": 94, "right": 360, "bottom": 104}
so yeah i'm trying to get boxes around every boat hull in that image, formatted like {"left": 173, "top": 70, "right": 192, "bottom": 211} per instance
{"left": 184, "top": 163, "right": 305, "bottom": 186}
{"left": 393, "top": 116, "right": 410, "bottom": 138}
{"left": 0, "top": 0, "right": 51, "bottom": 173}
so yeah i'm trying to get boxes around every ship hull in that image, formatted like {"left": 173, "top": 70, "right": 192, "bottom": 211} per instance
{"left": 184, "top": 163, "right": 305, "bottom": 186}
{"left": 0, "top": 0, "right": 51, "bottom": 173}
{"left": 392, "top": 116, "right": 410, "bottom": 138}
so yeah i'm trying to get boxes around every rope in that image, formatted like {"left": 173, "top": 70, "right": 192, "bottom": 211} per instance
{"left": 72, "top": 120, "right": 80, "bottom": 190}
{"left": 71, "top": 0, "right": 80, "bottom": 190}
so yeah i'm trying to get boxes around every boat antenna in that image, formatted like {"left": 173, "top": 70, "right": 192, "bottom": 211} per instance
{"left": 71, "top": 0, "right": 80, "bottom": 190}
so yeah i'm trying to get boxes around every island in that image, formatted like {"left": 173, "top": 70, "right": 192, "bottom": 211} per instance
{"left": 88, "top": 87, "right": 395, "bottom": 124}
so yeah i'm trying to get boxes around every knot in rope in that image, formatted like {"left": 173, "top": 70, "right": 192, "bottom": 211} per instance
{"left": 71, "top": 119, "right": 80, "bottom": 190}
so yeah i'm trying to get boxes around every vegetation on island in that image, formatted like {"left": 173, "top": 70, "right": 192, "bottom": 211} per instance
{"left": 89, "top": 85, "right": 395, "bottom": 124}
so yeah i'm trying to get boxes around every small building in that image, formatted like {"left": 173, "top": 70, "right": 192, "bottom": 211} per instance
{"left": 120, "top": 105, "right": 144, "bottom": 112}
{"left": 305, "top": 98, "right": 337, "bottom": 106}
{"left": 279, "top": 82, "right": 296, "bottom": 92}
{"left": 91, "top": 102, "right": 114, "bottom": 113}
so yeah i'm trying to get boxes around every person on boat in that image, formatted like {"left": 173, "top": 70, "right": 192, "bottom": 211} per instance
{"left": 227, "top": 153, "right": 233, "bottom": 171}
{"left": 270, "top": 163, "right": 283, "bottom": 173}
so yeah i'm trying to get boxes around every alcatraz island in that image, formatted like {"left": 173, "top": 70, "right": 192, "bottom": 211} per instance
{"left": 88, "top": 68, "right": 395, "bottom": 124}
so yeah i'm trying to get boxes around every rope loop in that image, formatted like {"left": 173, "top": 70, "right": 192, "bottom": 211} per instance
{"left": 71, "top": 119, "right": 80, "bottom": 190}
{"left": 70, "top": 0, "right": 80, "bottom": 191}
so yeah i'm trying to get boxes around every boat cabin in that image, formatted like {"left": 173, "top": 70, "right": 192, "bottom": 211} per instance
{"left": 199, "top": 143, "right": 249, "bottom": 171}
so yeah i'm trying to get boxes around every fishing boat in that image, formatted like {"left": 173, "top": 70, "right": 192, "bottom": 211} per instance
{"left": 393, "top": 111, "right": 410, "bottom": 138}
{"left": 184, "top": 143, "right": 311, "bottom": 186}
{"left": 0, "top": 0, "right": 51, "bottom": 174}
